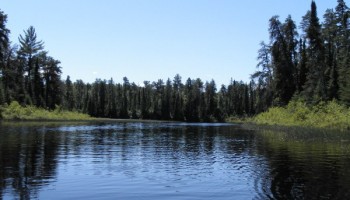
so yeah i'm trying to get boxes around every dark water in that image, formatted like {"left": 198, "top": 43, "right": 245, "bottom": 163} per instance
{"left": 1, "top": 122, "right": 350, "bottom": 200}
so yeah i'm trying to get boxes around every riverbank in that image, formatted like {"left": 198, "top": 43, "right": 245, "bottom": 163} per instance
{"left": 0, "top": 101, "right": 179, "bottom": 123}
{"left": 248, "top": 100, "right": 350, "bottom": 131}
{"left": 4, "top": 100, "right": 349, "bottom": 131}
{"left": 0, "top": 101, "right": 92, "bottom": 121}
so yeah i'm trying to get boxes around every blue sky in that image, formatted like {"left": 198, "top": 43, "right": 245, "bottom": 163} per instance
{"left": 2, "top": 0, "right": 339, "bottom": 86}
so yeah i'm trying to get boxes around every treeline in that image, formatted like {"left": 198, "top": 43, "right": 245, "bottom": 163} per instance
{"left": 63, "top": 76, "right": 254, "bottom": 121}
{"left": 253, "top": 0, "right": 350, "bottom": 108}
{"left": 1, "top": 1, "right": 350, "bottom": 122}
{"left": 0, "top": 9, "right": 255, "bottom": 122}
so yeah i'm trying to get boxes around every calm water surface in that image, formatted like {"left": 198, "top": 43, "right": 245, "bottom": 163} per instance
{"left": 1, "top": 121, "right": 350, "bottom": 199}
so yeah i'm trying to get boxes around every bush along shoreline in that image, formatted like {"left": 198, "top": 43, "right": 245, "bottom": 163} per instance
{"left": 0, "top": 101, "right": 92, "bottom": 121}
{"left": 252, "top": 100, "right": 350, "bottom": 131}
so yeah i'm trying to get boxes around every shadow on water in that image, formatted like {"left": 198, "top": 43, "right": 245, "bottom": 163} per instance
{"left": 253, "top": 128, "right": 350, "bottom": 199}
{"left": 0, "top": 124, "right": 61, "bottom": 199}
{"left": 1, "top": 121, "right": 350, "bottom": 199}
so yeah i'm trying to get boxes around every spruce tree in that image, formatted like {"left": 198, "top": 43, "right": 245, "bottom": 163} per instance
{"left": 43, "top": 57, "right": 62, "bottom": 109}
{"left": 322, "top": 9, "right": 339, "bottom": 99}
{"left": 172, "top": 74, "right": 184, "bottom": 121}
{"left": 64, "top": 76, "right": 75, "bottom": 111}
{"left": 268, "top": 15, "right": 297, "bottom": 105}
{"left": 162, "top": 78, "right": 172, "bottom": 120}
{"left": 0, "top": 10, "right": 10, "bottom": 103}
{"left": 297, "top": 39, "right": 308, "bottom": 93}
{"left": 335, "top": 0, "right": 350, "bottom": 104}
{"left": 302, "top": 1, "right": 326, "bottom": 103}
{"left": 0, "top": 10, "right": 10, "bottom": 70}
{"left": 33, "top": 57, "right": 44, "bottom": 107}
{"left": 106, "top": 78, "right": 117, "bottom": 118}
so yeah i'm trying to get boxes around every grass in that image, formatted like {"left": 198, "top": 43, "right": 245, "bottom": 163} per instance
{"left": 0, "top": 101, "right": 92, "bottom": 121}
{"left": 252, "top": 100, "right": 350, "bottom": 130}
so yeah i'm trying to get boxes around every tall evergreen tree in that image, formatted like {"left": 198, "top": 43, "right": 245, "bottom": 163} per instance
{"left": 32, "top": 56, "right": 44, "bottom": 107}
{"left": 296, "top": 39, "right": 307, "bottom": 93}
{"left": 0, "top": 10, "right": 11, "bottom": 103}
{"left": 268, "top": 15, "right": 297, "bottom": 105}
{"left": 0, "top": 10, "right": 10, "bottom": 72}
{"left": 140, "top": 81, "right": 151, "bottom": 119}
{"left": 43, "top": 57, "right": 62, "bottom": 109}
{"left": 335, "top": 0, "right": 350, "bottom": 104}
{"left": 73, "top": 79, "right": 86, "bottom": 112}
{"left": 252, "top": 41, "right": 274, "bottom": 111}
{"left": 322, "top": 9, "right": 339, "bottom": 99}
{"left": 0, "top": 77, "right": 4, "bottom": 104}
{"left": 106, "top": 78, "right": 117, "bottom": 118}
{"left": 162, "top": 78, "right": 172, "bottom": 119}
{"left": 18, "top": 26, "right": 44, "bottom": 104}
{"left": 204, "top": 80, "right": 217, "bottom": 121}
{"left": 64, "top": 76, "right": 74, "bottom": 111}
{"left": 120, "top": 77, "right": 130, "bottom": 118}
{"left": 302, "top": 1, "right": 327, "bottom": 102}
{"left": 172, "top": 74, "right": 184, "bottom": 121}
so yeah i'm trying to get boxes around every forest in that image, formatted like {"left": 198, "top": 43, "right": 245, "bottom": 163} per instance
{"left": 0, "top": 0, "right": 350, "bottom": 122}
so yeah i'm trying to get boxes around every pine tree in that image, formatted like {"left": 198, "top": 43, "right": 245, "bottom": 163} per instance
{"left": 252, "top": 41, "right": 273, "bottom": 111}
{"left": 106, "top": 78, "right": 117, "bottom": 118}
{"left": 161, "top": 78, "right": 172, "bottom": 120}
{"left": 43, "top": 57, "right": 62, "bottom": 109}
{"left": 335, "top": 0, "right": 350, "bottom": 104}
{"left": 73, "top": 79, "right": 86, "bottom": 112}
{"left": 0, "top": 10, "right": 11, "bottom": 103}
{"left": 33, "top": 57, "right": 44, "bottom": 107}
{"left": 141, "top": 81, "right": 151, "bottom": 119}
{"left": 98, "top": 79, "right": 107, "bottom": 117}
{"left": 0, "top": 78, "right": 5, "bottom": 104}
{"left": 173, "top": 74, "right": 184, "bottom": 121}
{"left": 64, "top": 76, "right": 74, "bottom": 111}
{"left": 18, "top": 26, "right": 45, "bottom": 104}
{"left": 268, "top": 15, "right": 297, "bottom": 105}
{"left": 296, "top": 39, "right": 308, "bottom": 93}
{"left": 184, "top": 78, "right": 194, "bottom": 121}
{"left": 302, "top": 1, "right": 327, "bottom": 103}
{"left": 0, "top": 10, "right": 10, "bottom": 71}
{"left": 193, "top": 78, "right": 204, "bottom": 120}
{"left": 152, "top": 79, "right": 164, "bottom": 119}
{"left": 322, "top": 9, "right": 339, "bottom": 99}
{"left": 204, "top": 80, "right": 217, "bottom": 121}
{"left": 120, "top": 77, "right": 130, "bottom": 118}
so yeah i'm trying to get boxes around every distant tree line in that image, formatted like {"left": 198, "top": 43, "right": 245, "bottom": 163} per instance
{"left": 1, "top": 0, "right": 350, "bottom": 122}
{"left": 62, "top": 76, "right": 254, "bottom": 121}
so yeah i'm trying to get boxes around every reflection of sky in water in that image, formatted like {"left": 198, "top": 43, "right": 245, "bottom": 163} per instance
{"left": 48, "top": 122, "right": 237, "bottom": 133}
{"left": 49, "top": 125, "right": 259, "bottom": 200}
{"left": 53, "top": 124, "right": 125, "bottom": 132}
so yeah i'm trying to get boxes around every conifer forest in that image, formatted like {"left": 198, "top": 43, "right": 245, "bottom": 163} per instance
{"left": 1, "top": 1, "right": 350, "bottom": 122}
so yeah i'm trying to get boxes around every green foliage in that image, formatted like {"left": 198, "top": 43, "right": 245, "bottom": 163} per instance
{"left": 1, "top": 101, "right": 91, "bottom": 121}
{"left": 253, "top": 100, "right": 350, "bottom": 130}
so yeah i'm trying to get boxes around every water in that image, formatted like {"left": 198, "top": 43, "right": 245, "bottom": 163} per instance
{"left": 1, "top": 121, "right": 350, "bottom": 199}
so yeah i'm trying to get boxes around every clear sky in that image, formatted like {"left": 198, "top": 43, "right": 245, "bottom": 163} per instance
{"left": 1, "top": 0, "right": 340, "bottom": 86}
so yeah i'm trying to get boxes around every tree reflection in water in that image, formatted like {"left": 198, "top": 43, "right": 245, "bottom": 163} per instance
{"left": 0, "top": 125, "right": 60, "bottom": 199}
{"left": 254, "top": 129, "right": 350, "bottom": 199}
{"left": 1, "top": 122, "right": 350, "bottom": 199}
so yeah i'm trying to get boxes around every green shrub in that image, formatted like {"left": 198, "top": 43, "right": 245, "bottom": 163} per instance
{"left": 1, "top": 101, "right": 92, "bottom": 121}
{"left": 252, "top": 100, "right": 350, "bottom": 130}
